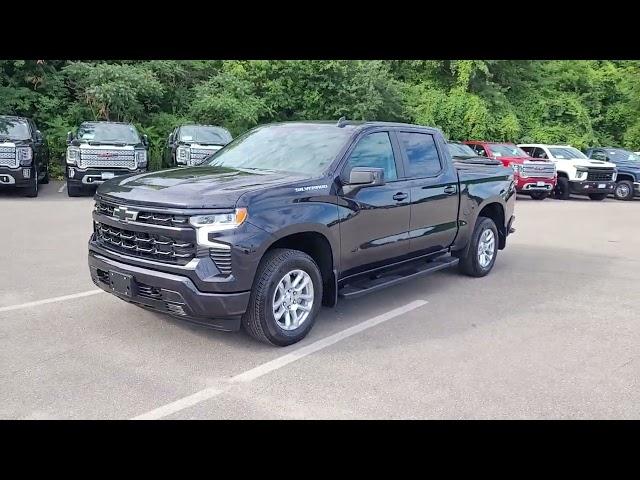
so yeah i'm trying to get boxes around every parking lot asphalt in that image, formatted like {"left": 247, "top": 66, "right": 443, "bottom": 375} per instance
{"left": 1, "top": 181, "right": 638, "bottom": 419}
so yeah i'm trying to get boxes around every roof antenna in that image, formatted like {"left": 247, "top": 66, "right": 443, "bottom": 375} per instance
{"left": 337, "top": 116, "right": 347, "bottom": 127}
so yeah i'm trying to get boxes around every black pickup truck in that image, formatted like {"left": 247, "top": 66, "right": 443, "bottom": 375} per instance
{"left": 65, "top": 121, "right": 149, "bottom": 197}
{"left": 0, "top": 115, "right": 49, "bottom": 197}
{"left": 164, "top": 124, "right": 233, "bottom": 168}
{"left": 88, "top": 121, "right": 516, "bottom": 346}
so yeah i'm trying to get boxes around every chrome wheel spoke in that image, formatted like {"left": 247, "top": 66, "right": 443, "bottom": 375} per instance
{"left": 272, "top": 269, "right": 314, "bottom": 331}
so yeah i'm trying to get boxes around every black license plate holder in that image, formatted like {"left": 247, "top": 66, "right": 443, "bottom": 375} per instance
{"left": 110, "top": 271, "right": 135, "bottom": 297}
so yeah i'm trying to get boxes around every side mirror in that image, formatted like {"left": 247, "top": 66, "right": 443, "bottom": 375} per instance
{"left": 143, "top": 134, "right": 149, "bottom": 147}
{"left": 66, "top": 131, "right": 73, "bottom": 145}
{"left": 35, "top": 130, "right": 43, "bottom": 144}
{"left": 345, "top": 167, "right": 385, "bottom": 187}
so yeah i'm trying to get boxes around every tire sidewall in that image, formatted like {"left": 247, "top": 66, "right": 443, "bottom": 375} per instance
{"left": 614, "top": 181, "right": 633, "bottom": 201}
{"left": 259, "top": 255, "right": 323, "bottom": 345}
{"left": 470, "top": 218, "right": 499, "bottom": 276}
{"left": 555, "top": 177, "right": 569, "bottom": 200}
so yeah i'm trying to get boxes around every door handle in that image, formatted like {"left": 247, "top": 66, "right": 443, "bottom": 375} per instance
{"left": 443, "top": 185, "right": 457, "bottom": 195}
{"left": 392, "top": 192, "right": 408, "bottom": 201}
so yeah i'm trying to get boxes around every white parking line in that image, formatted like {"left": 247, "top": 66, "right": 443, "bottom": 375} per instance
{"left": 132, "top": 299, "right": 428, "bottom": 420}
{"left": 0, "top": 290, "right": 103, "bottom": 313}
{"left": 58, "top": 183, "right": 66, "bottom": 193}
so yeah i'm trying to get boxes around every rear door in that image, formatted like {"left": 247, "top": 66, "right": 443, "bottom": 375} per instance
{"left": 396, "top": 129, "right": 460, "bottom": 256}
{"left": 337, "top": 129, "right": 412, "bottom": 277}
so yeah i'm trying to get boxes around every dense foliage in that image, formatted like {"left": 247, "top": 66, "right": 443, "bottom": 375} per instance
{"left": 2, "top": 60, "right": 639, "bottom": 175}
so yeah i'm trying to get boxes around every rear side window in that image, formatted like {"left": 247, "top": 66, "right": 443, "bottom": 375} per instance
{"left": 398, "top": 132, "right": 441, "bottom": 177}
{"left": 531, "top": 147, "right": 548, "bottom": 159}
{"left": 346, "top": 132, "right": 397, "bottom": 181}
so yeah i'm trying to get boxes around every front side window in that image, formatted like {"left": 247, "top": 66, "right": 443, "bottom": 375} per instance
{"left": 398, "top": 132, "right": 442, "bottom": 177}
{"left": 471, "top": 144, "right": 487, "bottom": 157}
{"left": 345, "top": 132, "right": 397, "bottom": 181}
{"left": 590, "top": 150, "right": 607, "bottom": 161}
{"left": 531, "top": 147, "right": 548, "bottom": 159}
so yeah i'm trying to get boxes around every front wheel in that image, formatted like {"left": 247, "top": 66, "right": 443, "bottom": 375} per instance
{"left": 554, "top": 177, "right": 570, "bottom": 200}
{"left": 613, "top": 180, "right": 634, "bottom": 201}
{"left": 588, "top": 193, "right": 607, "bottom": 201}
{"left": 23, "top": 169, "right": 38, "bottom": 197}
{"left": 242, "top": 248, "right": 323, "bottom": 346}
{"left": 458, "top": 216, "right": 499, "bottom": 278}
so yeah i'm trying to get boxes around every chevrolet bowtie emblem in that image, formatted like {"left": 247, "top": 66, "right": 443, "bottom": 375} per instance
{"left": 113, "top": 206, "right": 139, "bottom": 222}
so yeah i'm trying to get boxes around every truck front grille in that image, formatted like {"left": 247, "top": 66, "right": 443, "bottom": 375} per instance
{"left": 79, "top": 149, "right": 136, "bottom": 169}
{"left": 0, "top": 146, "right": 17, "bottom": 168}
{"left": 189, "top": 147, "right": 218, "bottom": 165}
{"left": 94, "top": 222, "right": 196, "bottom": 265}
{"left": 209, "top": 247, "right": 232, "bottom": 275}
{"left": 587, "top": 168, "right": 614, "bottom": 181}
{"left": 522, "top": 162, "right": 556, "bottom": 178}
{"left": 95, "top": 200, "right": 190, "bottom": 227}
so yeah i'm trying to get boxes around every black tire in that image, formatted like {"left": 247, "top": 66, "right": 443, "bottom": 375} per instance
{"left": 242, "top": 248, "right": 323, "bottom": 346}
{"left": 40, "top": 167, "right": 49, "bottom": 184}
{"left": 23, "top": 169, "right": 38, "bottom": 197}
{"left": 458, "top": 216, "right": 499, "bottom": 278}
{"left": 530, "top": 192, "right": 548, "bottom": 200}
{"left": 588, "top": 193, "right": 607, "bottom": 201}
{"left": 554, "top": 177, "right": 570, "bottom": 200}
{"left": 613, "top": 180, "right": 634, "bottom": 201}
{"left": 67, "top": 183, "right": 83, "bottom": 197}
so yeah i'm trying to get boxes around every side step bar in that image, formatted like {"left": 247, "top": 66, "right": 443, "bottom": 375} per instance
{"left": 339, "top": 255, "right": 459, "bottom": 299}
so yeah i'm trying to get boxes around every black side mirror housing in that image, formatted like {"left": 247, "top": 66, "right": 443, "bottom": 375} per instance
{"left": 143, "top": 134, "right": 149, "bottom": 148}
{"left": 35, "top": 130, "right": 43, "bottom": 144}
{"left": 66, "top": 131, "right": 73, "bottom": 145}
{"left": 343, "top": 167, "right": 385, "bottom": 192}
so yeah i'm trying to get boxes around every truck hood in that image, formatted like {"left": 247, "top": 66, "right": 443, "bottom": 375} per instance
{"left": 97, "top": 166, "right": 310, "bottom": 209}
{"left": 563, "top": 158, "right": 616, "bottom": 169}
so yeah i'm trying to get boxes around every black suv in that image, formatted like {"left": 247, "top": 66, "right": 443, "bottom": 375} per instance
{"left": 89, "top": 121, "right": 515, "bottom": 346}
{"left": 165, "top": 124, "right": 233, "bottom": 167}
{"left": 65, "top": 121, "right": 149, "bottom": 197}
{"left": 0, "top": 115, "right": 49, "bottom": 197}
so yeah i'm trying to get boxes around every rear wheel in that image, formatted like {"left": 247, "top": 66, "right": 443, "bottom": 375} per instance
{"left": 458, "top": 216, "right": 499, "bottom": 278}
{"left": 242, "top": 248, "right": 323, "bottom": 346}
{"left": 588, "top": 193, "right": 607, "bottom": 201}
{"left": 554, "top": 177, "right": 570, "bottom": 200}
{"left": 530, "top": 192, "right": 548, "bottom": 200}
{"left": 613, "top": 180, "right": 634, "bottom": 201}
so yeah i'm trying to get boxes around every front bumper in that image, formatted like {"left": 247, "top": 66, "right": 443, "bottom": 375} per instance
{"left": 67, "top": 167, "right": 146, "bottom": 187}
{"left": 569, "top": 180, "right": 616, "bottom": 195}
{"left": 515, "top": 176, "right": 556, "bottom": 193}
{"left": 0, "top": 166, "right": 34, "bottom": 187}
{"left": 89, "top": 251, "right": 249, "bottom": 331}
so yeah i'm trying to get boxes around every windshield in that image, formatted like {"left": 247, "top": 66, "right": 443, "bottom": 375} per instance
{"left": 0, "top": 118, "right": 30, "bottom": 140}
{"left": 76, "top": 123, "right": 141, "bottom": 144}
{"left": 178, "top": 125, "right": 232, "bottom": 145}
{"left": 490, "top": 144, "right": 528, "bottom": 158}
{"left": 549, "top": 147, "right": 587, "bottom": 159}
{"left": 206, "top": 123, "right": 352, "bottom": 175}
{"left": 605, "top": 148, "right": 640, "bottom": 162}
{"left": 448, "top": 143, "right": 477, "bottom": 157}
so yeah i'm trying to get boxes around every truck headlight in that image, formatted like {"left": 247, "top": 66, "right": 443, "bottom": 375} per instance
{"left": 190, "top": 208, "right": 248, "bottom": 245}
{"left": 67, "top": 146, "right": 80, "bottom": 165}
{"left": 177, "top": 146, "right": 190, "bottom": 164}
{"left": 575, "top": 167, "right": 588, "bottom": 180}
{"left": 512, "top": 164, "right": 521, "bottom": 175}
{"left": 17, "top": 146, "right": 33, "bottom": 166}
{"left": 612, "top": 170, "right": 617, "bottom": 181}
{"left": 135, "top": 150, "right": 148, "bottom": 168}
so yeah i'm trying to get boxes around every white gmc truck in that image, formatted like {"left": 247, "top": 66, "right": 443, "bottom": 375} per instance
{"left": 518, "top": 144, "right": 617, "bottom": 200}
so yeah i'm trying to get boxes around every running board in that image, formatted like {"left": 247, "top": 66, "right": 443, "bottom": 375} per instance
{"left": 338, "top": 255, "right": 459, "bottom": 299}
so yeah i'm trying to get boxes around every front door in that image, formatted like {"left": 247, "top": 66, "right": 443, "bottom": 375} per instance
{"left": 337, "top": 130, "right": 412, "bottom": 277}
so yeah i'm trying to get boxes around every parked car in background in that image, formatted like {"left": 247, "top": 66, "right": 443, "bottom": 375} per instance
{"left": 0, "top": 115, "right": 49, "bottom": 197}
{"left": 165, "top": 124, "right": 233, "bottom": 168}
{"left": 89, "top": 120, "right": 516, "bottom": 346}
{"left": 65, "top": 122, "right": 149, "bottom": 197}
{"left": 585, "top": 147, "right": 640, "bottom": 200}
{"left": 464, "top": 141, "right": 556, "bottom": 200}
{"left": 518, "top": 144, "right": 617, "bottom": 201}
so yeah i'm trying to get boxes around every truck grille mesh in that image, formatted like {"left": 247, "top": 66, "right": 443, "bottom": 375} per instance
{"left": 522, "top": 162, "right": 556, "bottom": 178}
{"left": 79, "top": 149, "right": 136, "bottom": 169}
{"left": 95, "top": 200, "right": 190, "bottom": 227}
{"left": 586, "top": 168, "right": 615, "bottom": 181}
{"left": 0, "top": 146, "right": 16, "bottom": 167}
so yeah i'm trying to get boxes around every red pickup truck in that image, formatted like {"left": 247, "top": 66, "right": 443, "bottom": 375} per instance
{"left": 464, "top": 141, "right": 557, "bottom": 200}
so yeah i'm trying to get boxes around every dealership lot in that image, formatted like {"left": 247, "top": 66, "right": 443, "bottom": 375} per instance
{"left": 0, "top": 181, "right": 638, "bottom": 419}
